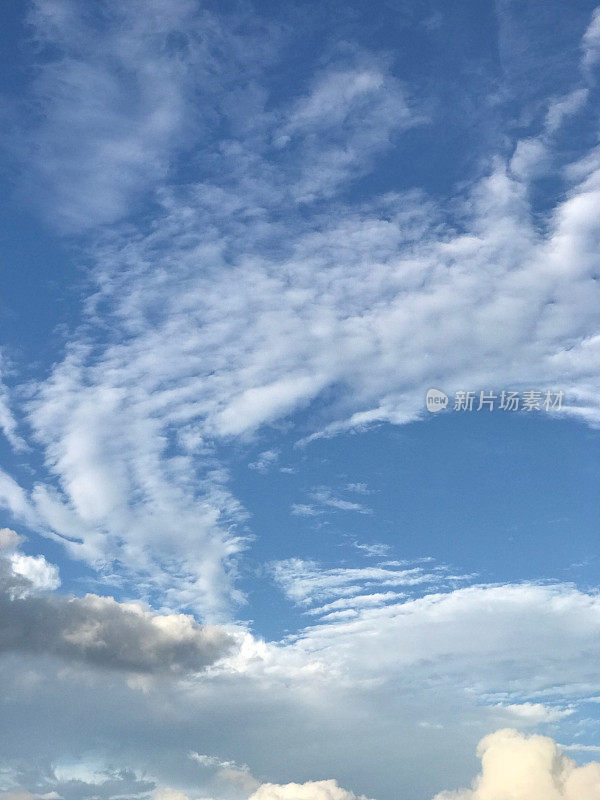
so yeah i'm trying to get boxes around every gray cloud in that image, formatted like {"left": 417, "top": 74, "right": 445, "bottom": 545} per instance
{"left": 0, "top": 544, "right": 233, "bottom": 675}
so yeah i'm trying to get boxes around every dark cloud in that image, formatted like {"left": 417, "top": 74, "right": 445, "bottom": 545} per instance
{"left": 0, "top": 551, "right": 234, "bottom": 675}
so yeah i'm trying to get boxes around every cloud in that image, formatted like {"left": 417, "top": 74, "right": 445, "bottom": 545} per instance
{"left": 288, "top": 583, "right": 600, "bottom": 695}
{"left": 248, "top": 450, "right": 279, "bottom": 473}
{"left": 582, "top": 7, "right": 600, "bottom": 72}
{"left": 271, "top": 559, "right": 448, "bottom": 607}
{"left": 2, "top": 5, "right": 600, "bottom": 800}
{"left": 0, "top": 365, "right": 26, "bottom": 452}
{"left": 16, "top": 0, "right": 198, "bottom": 231}
{"left": 432, "top": 729, "right": 600, "bottom": 800}
{"left": 189, "top": 752, "right": 259, "bottom": 796}
{"left": 249, "top": 781, "right": 369, "bottom": 800}
{"left": 545, "top": 88, "right": 589, "bottom": 132}
{"left": 493, "top": 702, "right": 574, "bottom": 725}
{"left": 150, "top": 779, "right": 366, "bottom": 800}
{"left": 154, "top": 790, "right": 195, "bottom": 800}
{"left": 344, "top": 484, "right": 372, "bottom": 495}
{"left": 0, "top": 542, "right": 233, "bottom": 674}
{"left": 560, "top": 743, "right": 600, "bottom": 754}
{"left": 0, "top": 527, "right": 24, "bottom": 551}
{"left": 17, "top": 0, "right": 280, "bottom": 233}
{"left": 0, "top": 765, "right": 156, "bottom": 800}
{"left": 1, "top": 2, "right": 599, "bottom": 620}
{"left": 291, "top": 487, "right": 372, "bottom": 517}
{"left": 9, "top": 553, "right": 60, "bottom": 592}
{"left": 349, "top": 541, "right": 390, "bottom": 558}
{"left": 3, "top": 581, "right": 600, "bottom": 800}
{"left": 273, "top": 60, "right": 421, "bottom": 202}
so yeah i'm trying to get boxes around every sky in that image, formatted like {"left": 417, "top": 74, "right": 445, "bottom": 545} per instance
{"left": 1, "top": 1, "right": 600, "bottom": 799}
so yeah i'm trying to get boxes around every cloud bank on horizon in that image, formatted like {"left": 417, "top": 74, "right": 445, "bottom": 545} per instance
{"left": 143, "top": 731, "right": 600, "bottom": 800}
{"left": 1, "top": 1, "right": 600, "bottom": 799}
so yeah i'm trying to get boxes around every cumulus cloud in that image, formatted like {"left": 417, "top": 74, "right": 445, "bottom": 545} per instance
{"left": 153, "top": 779, "right": 368, "bottom": 800}
{"left": 433, "top": 729, "right": 600, "bottom": 800}
{"left": 0, "top": 542, "right": 233, "bottom": 674}
{"left": 0, "top": 527, "right": 23, "bottom": 551}
{"left": 149, "top": 780, "right": 366, "bottom": 800}
{"left": 154, "top": 790, "right": 196, "bottom": 800}
{"left": 249, "top": 780, "right": 369, "bottom": 800}
{"left": 9, "top": 552, "right": 60, "bottom": 592}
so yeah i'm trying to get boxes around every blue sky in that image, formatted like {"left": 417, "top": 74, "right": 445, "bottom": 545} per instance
{"left": 2, "top": 2, "right": 600, "bottom": 800}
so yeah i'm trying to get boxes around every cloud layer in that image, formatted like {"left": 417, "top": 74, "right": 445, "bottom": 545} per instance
{"left": 1, "top": 3, "right": 600, "bottom": 800}
{"left": 3, "top": 22, "right": 600, "bottom": 612}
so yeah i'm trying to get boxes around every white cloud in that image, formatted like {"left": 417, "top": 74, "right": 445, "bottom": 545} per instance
{"left": 582, "top": 7, "right": 600, "bottom": 72}
{"left": 287, "top": 583, "right": 600, "bottom": 695}
{"left": 154, "top": 789, "right": 194, "bottom": 800}
{"left": 17, "top": 0, "right": 199, "bottom": 231}
{"left": 249, "top": 780, "right": 369, "bottom": 800}
{"left": 492, "top": 702, "right": 574, "bottom": 724}
{"left": 545, "top": 88, "right": 589, "bottom": 132}
{"left": 432, "top": 729, "right": 600, "bottom": 800}
{"left": 0, "top": 528, "right": 24, "bottom": 551}
{"left": 190, "top": 753, "right": 241, "bottom": 771}
{"left": 350, "top": 541, "right": 390, "bottom": 558}
{"left": 291, "top": 488, "right": 372, "bottom": 517}
{"left": 151, "top": 778, "right": 367, "bottom": 800}
{"left": 2, "top": 5, "right": 600, "bottom": 800}
{"left": 345, "top": 484, "right": 372, "bottom": 495}
{"left": 0, "top": 368, "right": 26, "bottom": 453}
{"left": 248, "top": 450, "right": 279, "bottom": 473}
{"left": 1, "top": 4, "right": 599, "bottom": 619}
{"left": 271, "top": 559, "right": 447, "bottom": 607}
{"left": 560, "top": 743, "right": 600, "bottom": 754}
{"left": 9, "top": 553, "right": 60, "bottom": 592}
{"left": 305, "top": 592, "right": 404, "bottom": 617}
{"left": 509, "top": 138, "right": 550, "bottom": 181}
{"left": 273, "top": 59, "right": 422, "bottom": 203}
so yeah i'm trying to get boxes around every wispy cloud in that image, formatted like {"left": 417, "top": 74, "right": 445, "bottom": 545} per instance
{"left": 291, "top": 487, "right": 372, "bottom": 517}
{"left": 270, "top": 558, "right": 459, "bottom": 608}
{"left": 2, "top": 5, "right": 599, "bottom": 621}
{"left": 248, "top": 450, "right": 279, "bottom": 473}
